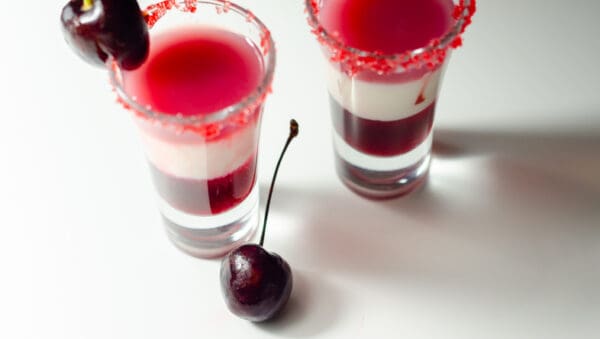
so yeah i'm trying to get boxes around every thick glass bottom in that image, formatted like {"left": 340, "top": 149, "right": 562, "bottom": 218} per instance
{"left": 159, "top": 185, "right": 259, "bottom": 258}
{"left": 334, "top": 132, "right": 432, "bottom": 199}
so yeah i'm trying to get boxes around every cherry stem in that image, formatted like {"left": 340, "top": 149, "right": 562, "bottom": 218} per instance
{"left": 82, "top": 0, "right": 94, "bottom": 11}
{"left": 259, "top": 119, "right": 299, "bottom": 247}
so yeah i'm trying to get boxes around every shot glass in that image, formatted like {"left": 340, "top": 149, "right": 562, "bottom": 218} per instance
{"left": 306, "top": 0, "right": 475, "bottom": 199}
{"left": 109, "top": 0, "right": 275, "bottom": 258}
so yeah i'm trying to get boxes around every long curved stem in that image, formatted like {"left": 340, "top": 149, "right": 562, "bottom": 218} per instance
{"left": 259, "top": 119, "right": 299, "bottom": 247}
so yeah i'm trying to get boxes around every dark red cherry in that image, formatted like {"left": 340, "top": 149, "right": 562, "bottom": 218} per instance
{"left": 220, "top": 244, "right": 293, "bottom": 322}
{"left": 220, "top": 120, "right": 299, "bottom": 322}
{"left": 60, "top": 0, "right": 149, "bottom": 70}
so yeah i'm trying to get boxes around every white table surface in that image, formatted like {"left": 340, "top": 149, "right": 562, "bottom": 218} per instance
{"left": 1, "top": 0, "right": 599, "bottom": 338}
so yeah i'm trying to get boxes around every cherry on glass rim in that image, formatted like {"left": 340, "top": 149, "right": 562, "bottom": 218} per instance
{"left": 60, "top": 0, "right": 149, "bottom": 70}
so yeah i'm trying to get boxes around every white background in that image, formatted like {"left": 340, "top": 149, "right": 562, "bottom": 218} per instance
{"left": 1, "top": 0, "right": 599, "bottom": 338}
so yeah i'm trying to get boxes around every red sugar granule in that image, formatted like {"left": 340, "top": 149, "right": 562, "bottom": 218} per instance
{"left": 307, "top": 0, "right": 477, "bottom": 76}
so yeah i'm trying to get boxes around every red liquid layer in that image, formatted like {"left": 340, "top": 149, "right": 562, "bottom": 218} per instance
{"left": 320, "top": 0, "right": 454, "bottom": 54}
{"left": 149, "top": 156, "right": 257, "bottom": 215}
{"left": 331, "top": 97, "right": 435, "bottom": 156}
{"left": 123, "top": 27, "right": 263, "bottom": 116}
{"left": 323, "top": 0, "right": 449, "bottom": 157}
{"left": 122, "top": 27, "right": 263, "bottom": 215}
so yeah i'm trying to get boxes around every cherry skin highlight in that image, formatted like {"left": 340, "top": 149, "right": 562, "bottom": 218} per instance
{"left": 220, "top": 244, "right": 293, "bottom": 322}
{"left": 60, "top": 0, "right": 149, "bottom": 70}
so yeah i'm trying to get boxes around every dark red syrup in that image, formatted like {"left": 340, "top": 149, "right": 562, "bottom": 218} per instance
{"left": 330, "top": 98, "right": 435, "bottom": 156}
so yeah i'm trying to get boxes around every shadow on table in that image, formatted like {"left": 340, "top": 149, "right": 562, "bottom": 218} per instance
{"left": 431, "top": 127, "right": 600, "bottom": 205}
{"left": 433, "top": 127, "right": 600, "bottom": 158}
{"left": 255, "top": 269, "right": 342, "bottom": 337}
{"left": 256, "top": 127, "right": 600, "bottom": 336}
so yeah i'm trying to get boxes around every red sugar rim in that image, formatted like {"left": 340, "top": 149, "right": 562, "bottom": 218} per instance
{"left": 305, "top": 0, "right": 476, "bottom": 76}
{"left": 108, "top": 0, "right": 275, "bottom": 139}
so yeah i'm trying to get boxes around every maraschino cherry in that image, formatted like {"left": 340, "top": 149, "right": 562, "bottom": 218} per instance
{"left": 220, "top": 120, "right": 299, "bottom": 322}
{"left": 60, "top": 0, "right": 149, "bottom": 70}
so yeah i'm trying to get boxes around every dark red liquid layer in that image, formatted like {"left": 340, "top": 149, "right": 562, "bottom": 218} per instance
{"left": 330, "top": 97, "right": 435, "bottom": 156}
{"left": 149, "top": 155, "right": 257, "bottom": 215}
{"left": 320, "top": 0, "right": 454, "bottom": 54}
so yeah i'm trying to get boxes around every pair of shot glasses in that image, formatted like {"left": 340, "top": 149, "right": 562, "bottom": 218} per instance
{"left": 109, "top": 0, "right": 475, "bottom": 257}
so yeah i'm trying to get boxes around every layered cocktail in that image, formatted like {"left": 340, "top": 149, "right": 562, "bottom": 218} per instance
{"left": 110, "top": 0, "right": 275, "bottom": 257}
{"left": 307, "top": 0, "right": 475, "bottom": 198}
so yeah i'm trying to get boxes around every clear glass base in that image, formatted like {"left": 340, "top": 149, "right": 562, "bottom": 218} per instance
{"left": 334, "top": 132, "right": 432, "bottom": 199}
{"left": 159, "top": 185, "right": 259, "bottom": 258}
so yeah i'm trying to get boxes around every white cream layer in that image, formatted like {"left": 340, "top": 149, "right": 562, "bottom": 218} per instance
{"left": 138, "top": 124, "right": 257, "bottom": 180}
{"left": 326, "top": 61, "right": 447, "bottom": 122}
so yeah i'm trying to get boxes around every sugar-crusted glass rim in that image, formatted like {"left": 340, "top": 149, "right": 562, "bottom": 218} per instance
{"left": 109, "top": 0, "right": 275, "bottom": 131}
{"left": 305, "top": 0, "right": 476, "bottom": 75}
